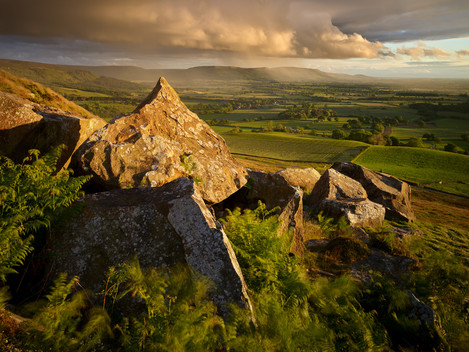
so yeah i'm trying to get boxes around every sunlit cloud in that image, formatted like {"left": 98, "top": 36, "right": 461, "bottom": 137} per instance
{"left": 456, "top": 49, "right": 469, "bottom": 59}
{"left": 397, "top": 43, "right": 452, "bottom": 60}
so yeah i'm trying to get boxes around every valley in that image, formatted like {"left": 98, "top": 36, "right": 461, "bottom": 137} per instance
{"left": 1, "top": 60, "right": 468, "bottom": 351}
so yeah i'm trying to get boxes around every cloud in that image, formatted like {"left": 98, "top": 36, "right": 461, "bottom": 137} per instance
{"left": 456, "top": 49, "right": 469, "bottom": 59}
{"left": 397, "top": 43, "right": 452, "bottom": 60}
{"left": 0, "top": 0, "right": 386, "bottom": 59}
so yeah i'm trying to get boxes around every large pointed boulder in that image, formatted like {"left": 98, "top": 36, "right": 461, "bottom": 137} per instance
{"left": 332, "top": 162, "right": 415, "bottom": 222}
{"left": 72, "top": 77, "right": 248, "bottom": 203}
{"left": 0, "top": 91, "right": 106, "bottom": 169}
{"left": 50, "top": 177, "right": 252, "bottom": 316}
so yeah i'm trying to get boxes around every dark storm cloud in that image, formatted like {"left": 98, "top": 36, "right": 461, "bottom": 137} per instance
{"left": 0, "top": 0, "right": 467, "bottom": 59}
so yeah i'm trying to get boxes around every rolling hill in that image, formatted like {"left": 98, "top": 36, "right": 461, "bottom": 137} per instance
{"left": 0, "top": 59, "right": 147, "bottom": 94}
{"left": 0, "top": 69, "right": 97, "bottom": 118}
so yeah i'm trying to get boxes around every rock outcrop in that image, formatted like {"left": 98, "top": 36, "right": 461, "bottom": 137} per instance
{"left": 307, "top": 168, "right": 385, "bottom": 228}
{"left": 0, "top": 91, "right": 106, "bottom": 168}
{"left": 72, "top": 77, "right": 248, "bottom": 203}
{"left": 332, "top": 162, "right": 415, "bottom": 222}
{"left": 275, "top": 167, "right": 321, "bottom": 193}
{"left": 50, "top": 177, "right": 252, "bottom": 316}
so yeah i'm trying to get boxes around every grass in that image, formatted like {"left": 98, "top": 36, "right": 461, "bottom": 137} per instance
{"left": 355, "top": 146, "right": 469, "bottom": 196}
{"left": 215, "top": 130, "right": 369, "bottom": 163}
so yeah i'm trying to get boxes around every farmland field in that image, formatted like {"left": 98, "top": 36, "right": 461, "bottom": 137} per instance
{"left": 355, "top": 146, "right": 469, "bottom": 196}
{"left": 212, "top": 128, "right": 369, "bottom": 164}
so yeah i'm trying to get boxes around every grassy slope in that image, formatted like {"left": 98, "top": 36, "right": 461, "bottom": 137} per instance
{"left": 355, "top": 146, "right": 469, "bottom": 196}
{"left": 0, "top": 69, "right": 97, "bottom": 118}
{"left": 215, "top": 128, "right": 368, "bottom": 164}
{"left": 0, "top": 59, "right": 145, "bottom": 94}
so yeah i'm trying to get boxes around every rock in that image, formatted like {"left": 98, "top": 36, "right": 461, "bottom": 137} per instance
{"left": 50, "top": 177, "right": 252, "bottom": 316}
{"left": 319, "top": 199, "right": 385, "bottom": 228}
{"left": 275, "top": 167, "right": 321, "bottom": 193}
{"left": 0, "top": 91, "right": 106, "bottom": 169}
{"left": 351, "top": 248, "right": 416, "bottom": 283}
{"left": 332, "top": 162, "right": 415, "bottom": 222}
{"left": 72, "top": 77, "right": 247, "bottom": 203}
{"left": 306, "top": 168, "right": 368, "bottom": 208}
{"left": 306, "top": 168, "right": 385, "bottom": 228}
{"left": 406, "top": 291, "right": 439, "bottom": 327}
{"left": 305, "top": 238, "right": 330, "bottom": 252}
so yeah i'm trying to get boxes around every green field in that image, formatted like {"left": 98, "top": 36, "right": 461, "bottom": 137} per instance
{"left": 355, "top": 146, "right": 469, "bottom": 196}
{"left": 213, "top": 129, "right": 369, "bottom": 164}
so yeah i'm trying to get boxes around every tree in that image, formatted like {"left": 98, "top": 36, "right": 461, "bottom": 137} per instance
{"left": 461, "top": 132, "right": 469, "bottom": 141}
{"left": 332, "top": 129, "right": 347, "bottom": 140}
{"left": 408, "top": 138, "right": 423, "bottom": 147}
{"left": 390, "top": 136, "right": 400, "bottom": 146}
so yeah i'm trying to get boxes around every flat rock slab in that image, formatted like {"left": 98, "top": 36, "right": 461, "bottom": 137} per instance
{"left": 72, "top": 77, "right": 247, "bottom": 203}
{"left": 50, "top": 177, "right": 252, "bottom": 315}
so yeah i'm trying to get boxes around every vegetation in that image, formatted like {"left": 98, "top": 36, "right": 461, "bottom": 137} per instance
{"left": 1, "top": 162, "right": 468, "bottom": 350}
{"left": 355, "top": 146, "right": 469, "bottom": 196}
{"left": 0, "top": 146, "right": 90, "bottom": 282}
{"left": 0, "top": 70, "right": 96, "bottom": 118}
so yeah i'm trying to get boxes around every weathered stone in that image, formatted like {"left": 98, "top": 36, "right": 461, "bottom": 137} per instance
{"left": 351, "top": 248, "right": 416, "bottom": 283}
{"left": 332, "top": 162, "right": 415, "bottom": 221}
{"left": 72, "top": 77, "right": 248, "bottom": 203}
{"left": 275, "top": 167, "right": 321, "bottom": 193}
{"left": 306, "top": 168, "right": 385, "bottom": 228}
{"left": 306, "top": 168, "right": 368, "bottom": 208}
{"left": 319, "top": 199, "right": 385, "bottom": 228}
{"left": 0, "top": 91, "right": 106, "bottom": 169}
{"left": 50, "top": 177, "right": 252, "bottom": 316}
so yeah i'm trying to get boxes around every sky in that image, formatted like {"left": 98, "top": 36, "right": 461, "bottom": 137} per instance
{"left": 0, "top": 0, "right": 468, "bottom": 77}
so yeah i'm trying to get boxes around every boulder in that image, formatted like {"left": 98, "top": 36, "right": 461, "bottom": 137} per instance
{"left": 319, "top": 199, "right": 385, "bottom": 228}
{"left": 275, "top": 167, "right": 321, "bottom": 193}
{"left": 72, "top": 77, "right": 248, "bottom": 203}
{"left": 307, "top": 168, "right": 385, "bottom": 228}
{"left": 306, "top": 168, "right": 368, "bottom": 207}
{"left": 332, "top": 162, "right": 415, "bottom": 221}
{"left": 351, "top": 248, "right": 416, "bottom": 283}
{"left": 0, "top": 91, "right": 106, "bottom": 169}
{"left": 50, "top": 177, "right": 252, "bottom": 316}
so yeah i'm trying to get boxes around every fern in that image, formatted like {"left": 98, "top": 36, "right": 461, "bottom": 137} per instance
{"left": 28, "top": 273, "right": 112, "bottom": 351}
{"left": 107, "top": 258, "right": 226, "bottom": 352}
{"left": 0, "top": 145, "right": 91, "bottom": 282}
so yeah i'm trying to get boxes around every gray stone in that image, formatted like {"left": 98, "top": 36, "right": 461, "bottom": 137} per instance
{"left": 50, "top": 177, "right": 252, "bottom": 316}
{"left": 332, "top": 162, "right": 415, "bottom": 222}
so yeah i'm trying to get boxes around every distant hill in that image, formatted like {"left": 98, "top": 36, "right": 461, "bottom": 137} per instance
{"left": 0, "top": 69, "right": 97, "bottom": 118}
{"left": 71, "top": 65, "right": 369, "bottom": 86}
{"left": 0, "top": 59, "right": 146, "bottom": 94}
{"left": 1, "top": 59, "right": 468, "bottom": 92}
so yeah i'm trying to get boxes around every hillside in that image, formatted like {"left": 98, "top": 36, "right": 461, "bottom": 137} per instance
{"left": 73, "top": 64, "right": 368, "bottom": 86}
{"left": 0, "top": 69, "right": 97, "bottom": 118}
{"left": 0, "top": 59, "right": 146, "bottom": 94}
